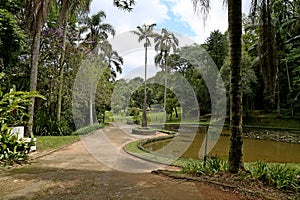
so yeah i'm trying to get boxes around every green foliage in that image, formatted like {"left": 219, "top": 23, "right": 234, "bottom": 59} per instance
{"left": 0, "top": 126, "right": 33, "bottom": 166}
{"left": 0, "top": 73, "right": 44, "bottom": 165}
{"left": 182, "top": 158, "right": 299, "bottom": 192}
{"left": 0, "top": 7, "right": 25, "bottom": 69}
{"left": 33, "top": 109, "right": 73, "bottom": 136}
{"left": 203, "top": 30, "right": 228, "bottom": 69}
{"left": 182, "top": 157, "right": 228, "bottom": 175}
{"left": 0, "top": 73, "right": 45, "bottom": 127}
{"left": 249, "top": 161, "right": 300, "bottom": 191}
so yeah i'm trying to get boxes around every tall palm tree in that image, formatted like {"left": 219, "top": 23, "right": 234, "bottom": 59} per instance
{"left": 80, "top": 11, "right": 116, "bottom": 125}
{"left": 192, "top": 0, "right": 244, "bottom": 173}
{"left": 154, "top": 28, "right": 179, "bottom": 115}
{"left": 132, "top": 24, "right": 157, "bottom": 127}
{"left": 25, "top": 0, "right": 52, "bottom": 134}
{"left": 227, "top": 0, "right": 244, "bottom": 173}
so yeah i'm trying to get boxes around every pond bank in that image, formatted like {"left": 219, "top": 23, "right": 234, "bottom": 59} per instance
{"left": 153, "top": 123, "right": 300, "bottom": 144}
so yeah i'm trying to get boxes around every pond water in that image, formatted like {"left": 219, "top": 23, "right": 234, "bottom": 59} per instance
{"left": 144, "top": 126, "right": 300, "bottom": 163}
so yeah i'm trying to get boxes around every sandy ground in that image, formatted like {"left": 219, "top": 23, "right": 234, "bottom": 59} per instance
{"left": 0, "top": 124, "right": 243, "bottom": 200}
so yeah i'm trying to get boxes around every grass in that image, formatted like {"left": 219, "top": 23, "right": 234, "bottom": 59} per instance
{"left": 35, "top": 124, "right": 103, "bottom": 151}
{"left": 36, "top": 135, "right": 79, "bottom": 151}
{"left": 123, "top": 138, "right": 193, "bottom": 167}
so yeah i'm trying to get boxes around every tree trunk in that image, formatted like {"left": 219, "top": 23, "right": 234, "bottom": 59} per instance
{"left": 163, "top": 52, "right": 168, "bottom": 122}
{"left": 227, "top": 0, "right": 244, "bottom": 173}
{"left": 174, "top": 106, "right": 178, "bottom": 118}
{"left": 27, "top": 0, "right": 51, "bottom": 134}
{"left": 89, "top": 93, "right": 94, "bottom": 125}
{"left": 57, "top": 0, "right": 68, "bottom": 121}
{"left": 28, "top": 22, "right": 42, "bottom": 135}
{"left": 142, "top": 44, "right": 148, "bottom": 127}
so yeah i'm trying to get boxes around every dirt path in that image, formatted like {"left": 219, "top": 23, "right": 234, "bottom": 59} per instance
{"left": 0, "top": 124, "right": 242, "bottom": 200}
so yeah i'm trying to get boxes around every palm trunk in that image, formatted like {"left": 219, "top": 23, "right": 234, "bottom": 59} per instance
{"left": 227, "top": 0, "right": 244, "bottom": 173}
{"left": 163, "top": 52, "right": 167, "bottom": 121}
{"left": 89, "top": 93, "right": 94, "bottom": 125}
{"left": 142, "top": 43, "right": 148, "bottom": 127}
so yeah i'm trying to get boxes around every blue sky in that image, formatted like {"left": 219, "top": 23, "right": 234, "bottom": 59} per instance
{"left": 90, "top": 0, "right": 252, "bottom": 43}
{"left": 89, "top": 0, "right": 252, "bottom": 79}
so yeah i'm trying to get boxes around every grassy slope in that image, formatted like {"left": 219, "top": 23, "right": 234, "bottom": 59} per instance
{"left": 36, "top": 136, "right": 79, "bottom": 151}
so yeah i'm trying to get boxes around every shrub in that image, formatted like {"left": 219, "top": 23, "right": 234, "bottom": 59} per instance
{"left": 249, "top": 161, "right": 300, "bottom": 191}
{"left": 0, "top": 125, "right": 34, "bottom": 166}
{"left": 72, "top": 123, "right": 102, "bottom": 136}
{"left": 33, "top": 110, "right": 73, "bottom": 136}
{"left": 0, "top": 72, "right": 44, "bottom": 166}
{"left": 182, "top": 157, "right": 228, "bottom": 175}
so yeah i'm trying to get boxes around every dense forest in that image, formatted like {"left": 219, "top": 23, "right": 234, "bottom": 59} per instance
{"left": 0, "top": 0, "right": 299, "bottom": 138}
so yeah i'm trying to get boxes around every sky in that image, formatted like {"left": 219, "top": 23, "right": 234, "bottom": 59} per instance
{"left": 89, "top": 0, "right": 252, "bottom": 79}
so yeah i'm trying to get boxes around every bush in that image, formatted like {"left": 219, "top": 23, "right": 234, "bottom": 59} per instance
{"left": 249, "top": 161, "right": 300, "bottom": 191}
{"left": 182, "top": 157, "right": 228, "bottom": 175}
{"left": 0, "top": 72, "right": 44, "bottom": 166}
{"left": 127, "top": 107, "right": 140, "bottom": 116}
{"left": 72, "top": 123, "right": 102, "bottom": 136}
{"left": 0, "top": 126, "right": 33, "bottom": 166}
{"left": 33, "top": 110, "right": 73, "bottom": 136}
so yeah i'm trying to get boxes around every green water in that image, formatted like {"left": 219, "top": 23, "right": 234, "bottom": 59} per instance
{"left": 144, "top": 127, "right": 300, "bottom": 163}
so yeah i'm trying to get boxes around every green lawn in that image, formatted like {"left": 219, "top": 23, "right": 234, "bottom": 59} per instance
{"left": 36, "top": 135, "right": 79, "bottom": 151}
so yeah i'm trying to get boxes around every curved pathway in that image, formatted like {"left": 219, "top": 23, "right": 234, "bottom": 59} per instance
{"left": 0, "top": 124, "right": 241, "bottom": 200}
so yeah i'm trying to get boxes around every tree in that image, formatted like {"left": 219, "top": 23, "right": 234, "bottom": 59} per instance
{"left": 203, "top": 30, "right": 228, "bottom": 69}
{"left": 80, "top": 10, "right": 116, "bottom": 125}
{"left": 81, "top": 11, "right": 115, "bottom": 55}
{"left": 154, "top": 28, "right": 179, "bottom": 113}
{"left": 192, "top": 0, "right": 244, "bottom": 173}
{"left": 132, "top": 24, "right": 157, "bottom": 127}
{"left": 0, "top": 1, "right": 25, "bottom": 70}
{"left": 99, "top": 40, "right": 123, "bottom": 80}
{"left": 56, "top": 0, "right": 92, "bottom": 122}
{"left": 251, "top": 0, "right": 278, "bottom": 108}
{"left": 25, "top": 0, "right": 52, "bottom": 134}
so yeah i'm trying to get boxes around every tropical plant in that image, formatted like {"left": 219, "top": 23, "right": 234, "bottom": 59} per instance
{"left": 132, "top": 23, "right": 157, "bottom": 127}
{"left": 182, "top": 157, "right": 228, "bottom": 175}
{"left": 0, "top": 73, "right": 45, "bottom": 165}
{"left": 81, "top": 10, "right": 115, "bottom": 55}
{"left": 249, "top": 161, "right": 300, "bottom": 191}
{"left": 154, "top": 28, "right": 179, "bottom": 113}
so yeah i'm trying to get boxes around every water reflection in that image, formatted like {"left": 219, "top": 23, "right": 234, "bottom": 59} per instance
{"left": 144, "top": 127, "right": 300, "bottom": 163}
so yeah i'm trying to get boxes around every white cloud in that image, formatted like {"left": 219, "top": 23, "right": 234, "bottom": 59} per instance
{"left": 172, "top": 0, "right": 228, "bottom": 43}
{"left": 90, "top": 0, "right": 169, "bottom": 34}
{"left": 91, "top": 0, "right": 253, "bottom": 79}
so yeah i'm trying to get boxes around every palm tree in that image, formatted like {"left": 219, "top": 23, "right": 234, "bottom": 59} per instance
{"left": 192, "top": 0, "right": 244, "bottom": 173}
{"left": 81, "top": 11, "right": 116, "bottom": 55}
{"left": 227, "top": 0, "right": 244, "bottom": 173}
{"left": 251, "top": 0, "right": 278, "bottom": 109}
{"left": 25, "top": 0, "right": 52, "bottom": 134}
{"left": 100, "top": 40, "right": 123, "bottom": 80}
{"left": 132, "top": 24, "right": 157, "bottom": 127}
{"left": 154, "top": 28, "right": 179, "bottom": 115}
{"left": 80, "top": 11, "right": 116, "bottom": 125}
